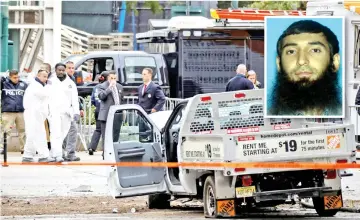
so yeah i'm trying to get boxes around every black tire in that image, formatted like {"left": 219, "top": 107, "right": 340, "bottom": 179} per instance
{"left": 312, "top": 197, "right": 339, "bottom": 217}
{"left": 148, "top": 194, "right": 171, "bottom": 209}
{"left": 203, "top": 176, "right": 217, "bottom": 218}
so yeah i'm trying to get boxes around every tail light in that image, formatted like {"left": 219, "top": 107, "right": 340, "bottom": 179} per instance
{"left": 336, "top": 159, "right": 347, "bottom": 163}
{"left": 200, "top": 96, "right": 211, "bottom": 102}
{"left": 234, "top": 93, "right": 246, "bottom": 98}
{"left": 242, "top": 175, "right": 253, "bottom": 186}
{"left": 325, "top": 169, "right": 337, "bottom": 179}
{"left": 234, "top": 168, "right": 245, "bottom": 172}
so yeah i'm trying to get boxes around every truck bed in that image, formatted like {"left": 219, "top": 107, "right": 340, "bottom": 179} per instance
{"left": 177, "top": 90, "right": 355, "bottom": 173}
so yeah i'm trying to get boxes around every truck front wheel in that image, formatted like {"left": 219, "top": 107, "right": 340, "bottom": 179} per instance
{"left": 312, "top": 197, "right": 339, "bottom": 217}
{"left": 148, "top": 194, "right": 171, "bottom": 209}
{"left": 203, "top": 176, "right": 217, "bottom": 218}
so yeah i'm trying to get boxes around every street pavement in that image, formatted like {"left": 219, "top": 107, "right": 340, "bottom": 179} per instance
{"left": 2, "top": 209, "right": 360, "bottom": 219}
{"left": 1, "top": 152, "right": 360, "bottom": 219}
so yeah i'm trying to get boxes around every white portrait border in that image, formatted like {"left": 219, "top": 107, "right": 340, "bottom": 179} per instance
{"left": 263, "top": 16, "right": 346, "bottom": 119}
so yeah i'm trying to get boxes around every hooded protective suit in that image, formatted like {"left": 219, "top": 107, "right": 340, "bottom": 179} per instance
{"left": 47, "top": 74, "right": 79, "bottom": 158}
{"left": 22, "top": 78, "right": 50, "bottom": 159}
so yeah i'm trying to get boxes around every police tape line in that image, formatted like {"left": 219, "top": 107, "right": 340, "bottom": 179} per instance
{"left": 1, "top": 161, "right": 360, "bottom": 169}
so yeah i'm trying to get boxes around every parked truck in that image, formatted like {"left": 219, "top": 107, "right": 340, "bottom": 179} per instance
{"left": 100, "top": 0, "right": 360, "bottom": 218}
{"left": 104, "top": 90, "right": 357, "bottom": 218}
{"left": 62, "top": 51, "right": 170, "bottom": 98}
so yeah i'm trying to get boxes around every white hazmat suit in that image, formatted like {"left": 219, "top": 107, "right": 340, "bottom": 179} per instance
{"left": 47, "top": 74, "right": 79, "bottom": 159}
{"left": 22, "top": 79, "right": 50, "bottom": 159}
{"left": 48, "top": 73, "right": 72, "bottom": 161}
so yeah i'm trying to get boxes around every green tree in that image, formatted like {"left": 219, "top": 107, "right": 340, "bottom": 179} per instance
{"left": 248, "top": 1, "right": 307, "bottom": 10}
{"left": 217, "top": 1, "right": 232, "bottom": 9}
{"left": 238, "top": 1, "right": 255, "bottom": 8}
{"left": 126, "top": 1, "right": 163, "bottom": 16}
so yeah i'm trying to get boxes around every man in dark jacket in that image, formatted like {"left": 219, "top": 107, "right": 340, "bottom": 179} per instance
{"left": 225, "top": 64, "right": 254, "bottom": 91}
{"left": 1, "top": 70, "right": 28, "bottom": 154}
{"left": 137, "top": 68, "right": 166, "bottom": 114}
{"left": 88, "top": 71, "right": 109, "bottom": 155}
{"left": 137, "top": 68, "right": 166, "bottom": 141}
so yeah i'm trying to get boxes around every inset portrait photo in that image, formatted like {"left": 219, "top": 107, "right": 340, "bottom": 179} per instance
{"left": 264, "top": 17, "right": 345, "bottom": 118}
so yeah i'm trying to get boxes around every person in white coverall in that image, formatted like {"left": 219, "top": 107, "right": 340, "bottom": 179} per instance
{"left": 45, "top": 63, "right": 76, "bottom": 162}
{"left": 22, "top": 69, "right": 54, "bottom": 162}
{"left": 52, "top": 63, "right": 80, "bottom": 161}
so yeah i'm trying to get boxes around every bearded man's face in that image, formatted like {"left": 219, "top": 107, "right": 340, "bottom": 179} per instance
{"left": 276, "top": 32, "right": 340, "bottom": 87}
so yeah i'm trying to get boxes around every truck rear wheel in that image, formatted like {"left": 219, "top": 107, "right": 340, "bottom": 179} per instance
{"left": 203, "top": 176, "right": 217, "bottom": 218}
{"left": 148, "top": 194, "right": 171, "bottom": 209}
{"left": 312, "top": 197, "right": 339, "bottom": 217}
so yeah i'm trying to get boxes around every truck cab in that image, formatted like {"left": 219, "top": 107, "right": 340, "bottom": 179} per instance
{"left": 65, "top": 51, "right": 170, "bottom": 98}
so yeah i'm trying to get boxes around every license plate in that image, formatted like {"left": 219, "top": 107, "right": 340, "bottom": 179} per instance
{"left": 235, "top": 186, "right": 256, "bottom": 198}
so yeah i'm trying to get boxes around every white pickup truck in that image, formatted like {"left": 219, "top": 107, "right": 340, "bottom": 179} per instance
{"left": 104, "top": 90, "right": 357, "bottom": 218}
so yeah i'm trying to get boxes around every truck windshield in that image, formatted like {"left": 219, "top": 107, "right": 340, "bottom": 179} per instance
{"left": 124, "top": 56, "right": 159, "bottom": 83}
{"left": 61, "top": 54, "right": 85, "bottom": 64}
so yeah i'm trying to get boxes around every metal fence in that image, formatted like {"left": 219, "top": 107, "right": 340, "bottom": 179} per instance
{"left": 77, "top": 96, "right": 184, "bottom": 151}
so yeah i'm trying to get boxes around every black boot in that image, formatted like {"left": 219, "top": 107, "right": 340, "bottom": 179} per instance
{"left": 47, "top": 142, "right": 51, "bottom": 151}
{"left": 88, "top": 149, "right": 94, "bottom": 155}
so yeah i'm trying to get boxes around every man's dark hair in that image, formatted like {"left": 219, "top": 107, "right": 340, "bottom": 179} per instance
{"left": 100, "top": 71, "right": 110, "bottom": 80}
{"left": 108, "top": 70, "right": 116, "bottom": 76}
{"left": 276, "top": 20, "right": 339, "bottom": 58}
{"left": 270, "top": 20, "right": 342, "bottom": 116}
{"left": 143, "top": 68, "right": 153, "bottom": 75}
{"left": 9, "top": 69, "right": 18, "bottom": 76}
{"left": 55, "top": 63, "right": 66, "bottom": 69}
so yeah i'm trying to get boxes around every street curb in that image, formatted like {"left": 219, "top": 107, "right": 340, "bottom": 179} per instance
{"left": 300, "top": 201, "right": 360, "bottom": 213}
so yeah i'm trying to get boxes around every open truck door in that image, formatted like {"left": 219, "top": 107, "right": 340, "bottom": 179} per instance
{"left": 105, "top": 104, "right": 168, "bottom": 198}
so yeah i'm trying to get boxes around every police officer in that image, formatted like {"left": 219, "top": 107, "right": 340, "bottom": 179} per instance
{"left": 1, "top": 70, "right": 28, "bottom": 154}
{"left": 225, "top": 64, "right": 254, "bottom": 91}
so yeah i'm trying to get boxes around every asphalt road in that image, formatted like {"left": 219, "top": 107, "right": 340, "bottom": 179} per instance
{"left": 2, "top": 209, "right": 360, "bottom": 219}
{"left": 1, "top": 152, "right": 360, "bottom": 219}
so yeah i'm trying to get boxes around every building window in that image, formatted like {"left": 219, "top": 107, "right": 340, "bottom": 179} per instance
{"left": 355, "top": 25, "right": 360, "bottom": 68}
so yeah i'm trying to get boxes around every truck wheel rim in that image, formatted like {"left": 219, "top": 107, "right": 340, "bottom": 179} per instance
{"left": 207, "top": 185, "right": 215, "bottom": 216}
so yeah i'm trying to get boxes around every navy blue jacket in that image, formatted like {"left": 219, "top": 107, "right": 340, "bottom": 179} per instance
{"left": 1, "top": 77, "right": 28, "bottom": 112}
{"left": 225, "top": 74, "right": 254, "bottom": 92}
{"left": 91, "top": 84, "right": 101, "bottom": 113}
{"left": 137, "top": 81, "right": 165, "bottom": 114}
